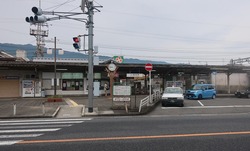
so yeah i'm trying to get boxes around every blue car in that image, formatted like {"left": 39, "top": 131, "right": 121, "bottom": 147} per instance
{"left": 186, "top": 84, "right": 216, "bottom": 100}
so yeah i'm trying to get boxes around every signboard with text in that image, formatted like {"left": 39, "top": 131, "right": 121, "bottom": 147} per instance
{"left": 113, "top": 85, "right": 131, "bottom": 96}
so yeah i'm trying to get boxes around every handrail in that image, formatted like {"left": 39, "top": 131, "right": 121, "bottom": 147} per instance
{"left": 139, "top": 96, "right": 149, "bottom": 113}
{"left": 139, "top": 91, "right": 161, "bottom": 113}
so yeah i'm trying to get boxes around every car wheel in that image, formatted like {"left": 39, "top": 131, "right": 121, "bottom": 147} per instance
{"left": 198, "top": 94, "right": 202, "bottom": 100}
{"left": 212, "top": 94, "right": 216, "bottom": 99}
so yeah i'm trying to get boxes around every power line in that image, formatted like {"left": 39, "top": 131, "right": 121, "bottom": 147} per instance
{"left": 102, "top": 10, "right": 250, "bottom": 29}
{"left": 98, "top": 52, "right": 230, "bottom": 63}
{"left": 96, "top": 44, "right": 250, "bottom": 53}
{"left": 95, "top": 27, "right": 246, "bottom": 43}
{"left": 56, "top": 40, "right": 250, "bottom": 57}
{"left": 44, "top": 19, "right": 249, "bottom": 44}
{"left": 44, "top": 0, "right": 78, "bottom": 11}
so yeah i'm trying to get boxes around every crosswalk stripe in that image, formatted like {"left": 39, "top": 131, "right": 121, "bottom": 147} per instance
{"left": 0, "top": 121, "right": 84, "bottom": 126}
{"left": 0, "top": 118, "right": 93, "bottom": 146}
{"left": 0, "top": 118, "right": 92, "bottom": 123}
{"left": 0, "top": 128, "right": 60, "bottom": 133}
{"left": 0, "top": 124, "right": 72, "bottom": 129}
{"left": 0, "top": 134, "right": 43, "bottom": 138}
{"left": 0, "top": 140, "right": 22, "bottom": 146}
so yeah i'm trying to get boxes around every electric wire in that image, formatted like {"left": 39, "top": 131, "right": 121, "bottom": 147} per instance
{"left": 102, "top": 10, "right": 250, "bottom": 29}
{"left": 2, "top": 0, "right": 249, "bottom": 64}
{"left": 44, "top": 0, "right": 78, "bottom": 11}
{"left": 95, "top": 28, "right": 245, "bottom": 43}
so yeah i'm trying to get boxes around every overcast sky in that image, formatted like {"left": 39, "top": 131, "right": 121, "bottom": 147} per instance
{"left": 1, "top": 0, "right": 250, "bottom": 65}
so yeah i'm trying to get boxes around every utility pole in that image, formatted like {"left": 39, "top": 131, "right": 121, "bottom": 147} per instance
{"left": 26, "top": 0, "right": 102, "bottom": 112}
{"left": 54, "top": 36, "right": 57, "bottom": 96}
{"left": 87, "top": 0, "right": 94, "bottom": 112}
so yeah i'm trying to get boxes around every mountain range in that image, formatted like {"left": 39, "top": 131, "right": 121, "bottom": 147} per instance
{"left": 0, "top": 43, "right": 168, "bottom": 64}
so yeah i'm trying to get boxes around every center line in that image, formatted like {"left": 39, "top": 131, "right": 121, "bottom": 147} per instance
{"left": 18, "top": 131, "right": 250, "bottom": 144}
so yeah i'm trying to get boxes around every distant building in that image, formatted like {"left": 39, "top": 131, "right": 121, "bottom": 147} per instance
{"left": 16, "top": 49, "right": 29, "bottom": 61}
{"left": 1, "top": 50, "right": 250, "bottom": 98}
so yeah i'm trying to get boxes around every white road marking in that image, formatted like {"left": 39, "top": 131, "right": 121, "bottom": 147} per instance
{"left": 0, "top": 128, "right": 60, "bottom": 133}
{"left": 0, "top": 124, "right": 72, "bottom": 129}
{"left": 198, "top": 101, "right": 204, "bottom": 106}
{"left": 190, "top": 105, "right": 250, "bottom": 108}
{"left": 0, "top": 121, "right": 84, "bottom": 126}
{"left": 0, "top": 118, "right": 92, "bottom": 123}
{"left": 0, "top": 134, "right": 43, "bottom": 138}
{"left": 0, "top": 118, "right": 93, "bottom": 146}
{"left": 0, "top": 140, "right": 22, "bottom": 146}
{"left": 162, "top": 105, "right": 250, "bottom": 109}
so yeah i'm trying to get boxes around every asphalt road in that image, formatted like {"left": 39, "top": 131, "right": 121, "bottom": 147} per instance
{"left": 150, "top": 97, "right": 250, "bottom": 115}
{"left": 2, "top": 113, "right": 250, "bottom": 151}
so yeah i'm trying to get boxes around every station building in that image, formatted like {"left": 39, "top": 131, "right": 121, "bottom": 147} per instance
{"left": 0, "top": 50, "right": 249, "bottom": 98}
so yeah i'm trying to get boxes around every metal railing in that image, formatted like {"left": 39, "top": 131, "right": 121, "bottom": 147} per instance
{"left": 139, "top": 96, "right": 149, "bottom": 113}
{"left": 139, "top": 91, "right": 161, "bottom": 113}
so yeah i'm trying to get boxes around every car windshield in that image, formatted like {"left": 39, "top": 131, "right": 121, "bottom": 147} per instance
{"left": 191, "top": 85, "right": 202, "bottom": 90}
{"left": 164, "top": 87, "right": 183, "bottom": 94}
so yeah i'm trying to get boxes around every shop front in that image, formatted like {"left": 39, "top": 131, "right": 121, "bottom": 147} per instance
{"left": 0, "top": 76, "right": 20, "bottom": 98}
{"left": 42, "top": 72, "right": 86, "bottom": 96}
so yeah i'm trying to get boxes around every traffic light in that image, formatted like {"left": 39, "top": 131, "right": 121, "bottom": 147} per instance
{"left": 25, "top": 7, "right": 47, "bottom": 23}
{"left": 73, "top": 37, "right": 81, "bottom": 50}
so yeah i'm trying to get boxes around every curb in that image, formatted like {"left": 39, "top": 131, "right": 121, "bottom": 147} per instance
{"left": 52, "top": 106, "right": 61, "bottom": 117}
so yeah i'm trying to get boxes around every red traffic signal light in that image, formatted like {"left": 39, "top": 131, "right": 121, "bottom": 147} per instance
{"left": 73, "top": 37, "right": 81, "bottom": 50}
{"left": 73, "top": 37, "right": 80, "bottom": 43}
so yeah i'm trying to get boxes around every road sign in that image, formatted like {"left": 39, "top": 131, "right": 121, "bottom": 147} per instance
{"left": 145, "top": 63, "right": 153, "bottom": 71}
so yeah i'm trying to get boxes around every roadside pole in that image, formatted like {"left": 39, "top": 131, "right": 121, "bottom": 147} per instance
{"left": 87, "top": 0, "right": 94, "bottom": 113}
{"left": 145, "top": 63, "right": 153, "bottom": 104}
{"left": 149, "top": 70, "right": 152, "bottom": 103}
{"left": 54, "top": 36, "right": 57, "bottom": 96}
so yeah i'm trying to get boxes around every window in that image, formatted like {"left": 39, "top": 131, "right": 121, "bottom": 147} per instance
{"left": 62, "top": 80, "right": 84, "bottom": 90}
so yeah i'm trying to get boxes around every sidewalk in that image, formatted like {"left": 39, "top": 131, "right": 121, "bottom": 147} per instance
{"left": 0, "top": 94, "right": 234, "bottom": 119}
{"left": 0, "top": 97, "right": 66, "bottom": 118}
{"left": 0, "top": 95, "right": 152, "bottom": 118}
